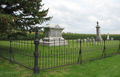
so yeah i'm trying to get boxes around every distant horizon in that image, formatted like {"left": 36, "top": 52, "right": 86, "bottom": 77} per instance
{"left": 62, "top": 32, "right": 120, "bottom": 35}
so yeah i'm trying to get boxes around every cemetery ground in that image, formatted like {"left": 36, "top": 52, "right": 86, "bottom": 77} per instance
{"left": 0, "top": 39, "right": 120, "bottom": 76}
{"left": 0, "top": 54, "right": 120, "bottom": 77}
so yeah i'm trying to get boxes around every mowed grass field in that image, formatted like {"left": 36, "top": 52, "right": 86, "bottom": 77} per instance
{"left": 0, "top": 54, "right": 120, "bottom": 77}
{"left": 0, "top": 39, "right": 119, "bottom": 70}
{"left": 0, "top": 39, "right": 120, "bottom": 77}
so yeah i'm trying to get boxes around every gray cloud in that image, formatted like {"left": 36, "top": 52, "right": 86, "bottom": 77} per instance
{"left": 41, "top": 0, "right": 120, "bottom": 34}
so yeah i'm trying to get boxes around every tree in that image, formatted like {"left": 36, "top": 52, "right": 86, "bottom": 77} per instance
{"left": 0, "top": 0, "right": 22, "bottom": 33}
{"left": 0, "top": 0, "right": 52, "bottom": 33}
{"left": 0, "top": 14, "right": 16, "bottom": 33}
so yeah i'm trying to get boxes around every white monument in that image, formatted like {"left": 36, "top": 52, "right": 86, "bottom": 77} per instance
{"left": 107, "top": 33, "right": 110, "bottom": 40}
{"left": 83, "top": 39, "right": 87, "bottom": 42}
{"left": 96, "top": 21, "right": 103, "bottom": 41}
{"left": 39, "top": 24, "right": 68, "bottom": 46}
{"left": 77, "top": 39, "right": 81, "bottom": 43}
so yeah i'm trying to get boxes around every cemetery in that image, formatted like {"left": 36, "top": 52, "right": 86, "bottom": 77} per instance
{"left": 0, "top": 21, "right": 120, "bottom": 74}
{"left": 1, "top": 0, "right": 120, "bottom": 76}
{"left": 38, "top": 21, "right": 115, "bottom": 47}
{"left": 0, "top": 1, "right": 120, "bottom": 77}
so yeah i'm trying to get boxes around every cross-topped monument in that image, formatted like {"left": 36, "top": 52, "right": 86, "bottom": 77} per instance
{"left": 96, "top": 21, "right": 103, "bottom": 41}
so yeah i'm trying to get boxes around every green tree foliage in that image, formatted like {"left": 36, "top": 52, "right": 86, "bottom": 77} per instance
{"left": 0, "top": 14, "right": 16, "bottom": 33}
{"left": 0, "top": 0, "right": 22, "bottom": 33}
{"left": 0, "top": 0, "right": 52, "bottom": 34}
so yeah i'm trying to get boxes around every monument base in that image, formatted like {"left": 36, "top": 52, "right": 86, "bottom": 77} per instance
{"left": 39, "top": 37, "right": 68, "bottom": 46}
{"left": 96, "top": 36, "right": 103, "bottom": 42}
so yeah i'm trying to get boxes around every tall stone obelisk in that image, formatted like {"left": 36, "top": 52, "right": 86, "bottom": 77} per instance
{"left": 107, "top": 33, "right": 110, "bottom": 40}
{"left": 96, "top": 21, "right": 103, "bottom": 41}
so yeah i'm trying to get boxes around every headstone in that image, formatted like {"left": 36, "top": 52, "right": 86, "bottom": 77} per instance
{"left": 16, "top": 43, "right": 20, "bottom": 45}
{"left": 111, "top": 37, "right": 114, "bottom": 40}
{"left": 88, "top": 39, "right": 92, "bottom": 42}
{"left": 107, "top": 33, "right": 110, "bottom": 40}
{"left": 94, "top": 41, "right": 97, "bottom": 45}
{"left": 39, "top": 24, "right": 68, "bottom": 46}
{"left": 91, "top": 37, "right": 95, "bottom": 42}
{"left": 95, "top": 21, "right": 103, "bottom": 41}
{"left": 83, "top": 39, "right": 87, "bottom": 42}
{"left": 77, "top": 39, "right": 81, "bottom": 43}
{"left": 92, "top": 39, "right": 95, "bottom": 42}
{"left": 91, "top": 37, "right": 94, "bottom": 39}
{"left": 39, "top": 39, "right": 43, "bottom": 42}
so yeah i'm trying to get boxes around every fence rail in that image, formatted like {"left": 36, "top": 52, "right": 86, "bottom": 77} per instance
{"left": 0, "top": 28, "right": 120, "bottom": 74}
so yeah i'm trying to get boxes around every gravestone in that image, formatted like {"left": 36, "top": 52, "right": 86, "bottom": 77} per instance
{"left": 96, "top": 21, "right": 103, "bottom": 41}
{"left": 91, "top": 37, "right": 95, "bottom": 42}
{"left": 88, "top": 39, "right": 92, "bottom": 42}
{"left": 39, "top": 24, "right": 68, "bottom": 46}
{"left": 111, "top": 37, "right": 114, "bottom": 40}
{"left": 16, "top": 43, "right": 20, "bottom": 45}
{"left": 107, "top": 33, "right": 110, "bottom": 40}
{"left": 92, "top": 39, "right": 95, "bottom": 42}
{"left": 94, "top": 41, "right": 97, "bottom": 45}
{"left": 91, "top": 37, "right": 94, "bottom": 39}
{"left": 83, "top": 39, "right": 87, "bottom": 42}
{"left": 77, "top": 39, "right": 81, "bottom": 43}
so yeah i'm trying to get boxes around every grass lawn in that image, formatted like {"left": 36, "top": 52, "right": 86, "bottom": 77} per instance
{"left": 0, "top": 54, "right": 120, "bottom": 77}
{"left": 0, "top": 39, "right": 120, "bottom": 76}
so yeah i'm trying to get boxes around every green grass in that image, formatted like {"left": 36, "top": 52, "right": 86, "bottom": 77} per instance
{"left": 0, "top": 40, "right": 120, "bottom": 74}
{"left": 0, "top": 54, "right": 120, "bottom": 77}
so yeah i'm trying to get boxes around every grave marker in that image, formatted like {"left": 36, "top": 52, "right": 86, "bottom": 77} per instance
{"left": 107, "top": 33, "right": 110, "bottom": 40}
{"left": 77, "top": 39, "right": 81, "bottom": 43}
{"left": 111, "top": 37, "right": 114, "bottom": 40}
{"left": 39, "top": 24, "right": 68, "bottom": 46}
{"left": 95, "top": 21, "right": 103, "bottom": 41}
{"left": 83, "top": 39, "right": 87, "bottom": 42}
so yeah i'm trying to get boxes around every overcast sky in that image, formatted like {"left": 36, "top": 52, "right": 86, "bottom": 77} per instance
{"left": 39, "top": 0, "right": 120, "bottom": 34}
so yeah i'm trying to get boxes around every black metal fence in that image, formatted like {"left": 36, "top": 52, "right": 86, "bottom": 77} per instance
{"left": 0, "top": 28, "right": 120, "bottom": 74}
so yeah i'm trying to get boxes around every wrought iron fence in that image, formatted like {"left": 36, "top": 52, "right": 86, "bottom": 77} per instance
{"left": 0, "top": 28, "right": 120, "bottom": 74}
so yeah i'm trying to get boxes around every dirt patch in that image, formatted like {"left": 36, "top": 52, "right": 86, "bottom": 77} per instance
{"left": 49, "top": 71, "right": 55, "bottom": 74}
{"left": 63, "top": 69, "right": 68, "bottom": 71}
{"left": 15, "top": 65, "right": 25, "bottom": 72}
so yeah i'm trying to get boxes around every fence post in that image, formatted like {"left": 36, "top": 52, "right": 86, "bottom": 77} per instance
{"left": 102, "top": 40, "right": 106, "bottom": 57}
{"left": 78, "top": 40, "right": 82, "bottom": 64}
{"left": 10, "top": 40, "right": 15, "bottom": 62}
{"left": 33, "top": 27, "right": 40, "bottom": 74}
